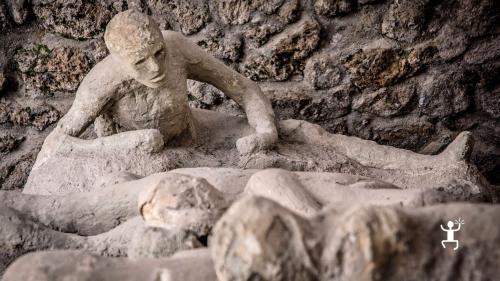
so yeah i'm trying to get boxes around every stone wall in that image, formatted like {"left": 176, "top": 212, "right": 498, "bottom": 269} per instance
{"left": 0, "top": 0, "right": 499, "bottom": 189}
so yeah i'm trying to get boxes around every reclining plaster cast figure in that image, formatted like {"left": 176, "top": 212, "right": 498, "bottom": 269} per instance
{"left": 237, "top": 169, "right": 489, "bottom": 216}
{"left": 1, "top": 172, "right": 232, "bottom": 237}
{"left": 0, "top": 172, "right": 227, "bottom": 274}
{"left": 0, "top": 172, "right": 194, "bottom": 235}
{"left": 212, "top": 196, "right": 500, "bottom": 281}
{"left": 2, "top": 169, "right": 487, "bottom": 238}
{"left": 0, "top": 173, "right": 229, "bottom": 273}
{"left": 2, "top": 169, "right": 490, "bottom": 277}
{"left": 0, "top": 209, "right": 203, "bottom": 275}
{"left": 1, "top": 169, "right": 493, "bottom": 276}
{"left": 139, "top": 168, "right": 490, "bottom": 224}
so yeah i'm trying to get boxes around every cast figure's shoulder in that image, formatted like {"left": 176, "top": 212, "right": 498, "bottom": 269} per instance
{"left": 161, "top": 30, "right": 204, "bottom": 65}
{"left": 161, "top": 30, "right": 184, "bottom": 41}
{"left": 81, "top": 55, "right": 127, "bottom": 86}
{"left": 76, "top": 55, "right": 129, "bottom": 98}
{"left": 161, "top": 30, "right": 195, "bottom": 51}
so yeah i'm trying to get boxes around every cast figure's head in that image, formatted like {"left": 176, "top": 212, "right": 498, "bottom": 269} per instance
{"left": 104, "top": 10, "right": 167, "bottom": 88}
{"left": 138, "top": 174, "right": 229, "bottom": 238}
{"left": 212, "top": 196, "right": 321, "bottom": 281}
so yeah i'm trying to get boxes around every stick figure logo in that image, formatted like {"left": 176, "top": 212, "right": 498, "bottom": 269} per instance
{"left": 441, "top": 218, "right": 465, "bottom": 250}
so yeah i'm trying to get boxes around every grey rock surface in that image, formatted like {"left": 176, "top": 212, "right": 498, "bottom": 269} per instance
{"left": 0, "top": 2, "right": 9, "bottom": 31}
{"left": 0, "top": 134, "right": 24, "bottom": 154}
{"left": 242, "top": 15, "right": 321, "bottom": 81}
{"left": 32, "top": 0, "right": 126, "bottom": 39}
{"left": 148, "top": 0, "right": 210, "bottom": 35}
{"left": 0, "top": 70, "right": 5, "bottom": 92}
{"left": 314, "top": 0, "right": 356, "bottom": 17}
{"left": 5, "top": 0, "right": 28, "bottom": 25}
{"left": 352, "top": 83, "right": 415, "bottom": 117}
{"left": 381, "top": 0, "right": 428, "bottom": 43}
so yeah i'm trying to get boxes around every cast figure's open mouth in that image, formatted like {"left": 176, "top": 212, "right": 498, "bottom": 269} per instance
{"left": 150, "top": 72, "right": 165, "bottom": 83}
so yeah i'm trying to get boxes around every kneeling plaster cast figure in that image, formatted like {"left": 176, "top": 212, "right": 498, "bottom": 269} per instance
{"left": 37, "top": 9, "right": 277, "bottom": 161}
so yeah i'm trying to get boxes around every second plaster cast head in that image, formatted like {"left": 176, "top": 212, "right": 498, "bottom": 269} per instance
{"left": 105, "top": 10, "right": 167, "bottom": 88}
{"left": 138, "top": 174, "right": 228, "bottom": 237}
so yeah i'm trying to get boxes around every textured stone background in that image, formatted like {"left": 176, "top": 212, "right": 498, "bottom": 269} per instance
{"left": 0, "top": 0, "right": 499, "bottom": 189}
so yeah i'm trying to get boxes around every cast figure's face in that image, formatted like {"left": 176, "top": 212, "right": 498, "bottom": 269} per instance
{"left": 117, "top": 39, "right": 167, "bottom": 88}
{"left": 104, "top": 10, "right": 168, "bottom": 88}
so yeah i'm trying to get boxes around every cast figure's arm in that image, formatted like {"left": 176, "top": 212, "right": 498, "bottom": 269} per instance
{"left": 39, "top": 57, "right": 124, "bottom": 158}
{"left": 56, "top": 57, "right": 122, "bottom": 137}
{"left": 170, "top": 32, "right": 278, "bottom": 154}
{"left": 455, "top": 223, "right": 461, "bottom": 231}
{"left": 440, "top": 224, "right": 447, "bottom": 231}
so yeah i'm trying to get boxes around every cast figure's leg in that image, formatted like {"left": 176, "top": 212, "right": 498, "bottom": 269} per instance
{"left": 2, "top": 173, "right": 223, "bottom": 236}
{"left": 62, "top": 129, "right": 165, "bottom": 156}
{"left": 0, "top": 209, "right": 201, "bottom": 274}
{"left": 276, "top": 120, "right": 486, "bottom": 192}
{"left": 280, "top": 120, "right": 473, "bottom": 170}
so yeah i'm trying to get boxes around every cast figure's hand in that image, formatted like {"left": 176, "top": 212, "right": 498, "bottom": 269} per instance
{"left": 236, "top": 131, "right": 278, "bottom": 155}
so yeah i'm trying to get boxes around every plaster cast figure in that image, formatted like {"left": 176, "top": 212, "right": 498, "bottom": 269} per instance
{"left": 0, "top": 169, "right": 492, "bottom": 275}
{"left": 2, "top": 172, "right": 230, "bottom": 236}
{"left": 39, "top": 9, "right": 277, "bottom": 162}
{"left": 3, "top": 169, "right": 486, "bottom": 239}
{"left": 212, "top": 196, "right": 500, "bottom": 281}
{"left": 0, "top": 211, "right": 201, "bottom": 275}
